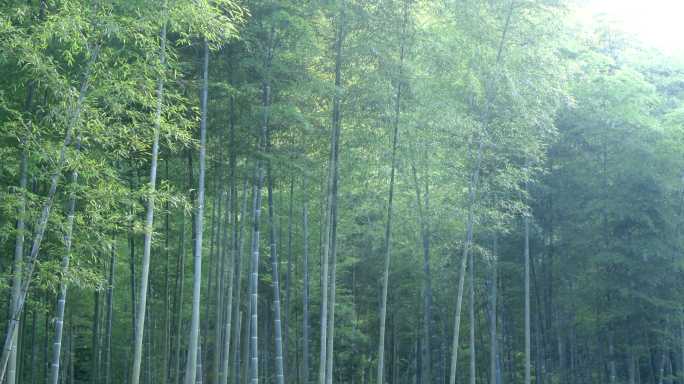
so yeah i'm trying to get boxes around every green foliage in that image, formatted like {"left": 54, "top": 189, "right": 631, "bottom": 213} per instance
{"left": 3, "top": 1, "right": 684, "bottom": 383}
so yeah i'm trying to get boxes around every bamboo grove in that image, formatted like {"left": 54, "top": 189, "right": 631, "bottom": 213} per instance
{"left": 3, "top": 1, "right": 684, "bottom": 384}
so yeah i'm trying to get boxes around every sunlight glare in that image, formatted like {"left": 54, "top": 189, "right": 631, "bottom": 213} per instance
{"left": 576, "top": 0, "right": 684, "bottom": 55}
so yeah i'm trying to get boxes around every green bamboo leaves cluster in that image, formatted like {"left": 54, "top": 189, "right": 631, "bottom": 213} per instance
{"left": 2, "top": 1, "right": 684, "bottom": 384}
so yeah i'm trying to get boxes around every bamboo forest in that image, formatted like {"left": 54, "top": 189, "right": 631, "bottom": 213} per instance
{"left": 5, "top": 0, "right": 684, "bottom": 383}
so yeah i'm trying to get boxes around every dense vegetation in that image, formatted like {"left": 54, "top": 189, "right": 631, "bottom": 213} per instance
{"left": 2, "top": 1, "right": 684, "bottom": 384}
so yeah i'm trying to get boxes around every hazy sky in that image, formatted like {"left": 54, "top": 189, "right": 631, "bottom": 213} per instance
{"left": 575, "top": 0, "right": 684, "bottom": 55}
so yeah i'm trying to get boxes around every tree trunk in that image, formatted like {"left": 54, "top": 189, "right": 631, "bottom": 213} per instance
{"left": 681, "top": 317, "right": 684, "bottom": 384}
{"left": 172, "top": 202, "right": 187, "bottom": 384}
{"left": 196, "top": 342, "right": 203, "bottom": 384}
{"left": 92, "top": 291, "right": 101, "bottom": 384}
{"left": 44, "top": 302, "right": 49, "bottom": 384}
{"left": 47, "top": 159, "right": 78, "bottom": 384}
{"left": 220, "top": 209, "right": 235, "bottom": 384}
{"left": 184, "top": 37, "right": 209, "bottom": 384}
{"left": 448, "top": 4, "right": 514, "bottom": 382}
{"left": 557, "top": 322, "right": 564, "bottom": 384}
{"left": 534, "top": 310, "right": 543, "bottom": 384}
{"left": 48, "top": 144, "right": 80, "bottom": 384}
{"left": 392, "top": 321, "right": 398, "bottom": 384}
{"left": 569, "top": 325, "right": 576, "bottom": 384}
{"left": 413, "top": 337, "right": 419, "bottom": 384}
{"left": 302, "top": 176, "right": 311, "bottom": 384}
{"left": 318, "top": 12, "right": 344, "bottom": 384}
{"left": 242, "top": 306, "right": 250, "bottom": 384}
{"left": 213, "top": 171, "right": 227, "bottom": 384}
{"left": 8, "top": 135, "right": 29, "bottom": 384}
{"left": 524, "top": 211, "right": 531, "bottom": 384}
{"left": 232, "top": 178, "right": 249, "bottom": 384}
{"left": 9, "top": 27, "right": 40, "bottom": 378}
{"left": 608, "top": 333, "right": 616, "bottom": 384}
{"left": 284, "top": 177, "right": 294, "bottom": 376}
{"left": 69, "top": 313, "right": 74, "bottom": 384}
{"left": 448, "top": 139, "right": 482, "bottom": 384}
{"left": 324, "top": 10, "right": 347, "bottom": 381}
{"left": 105, "top": 247, "right": 115, "bottom": 384}
{"left": 490, "top": 236, "right": 498, "bottom": 384}
{"left": 131, "top": 14, "right": 167, "bottom": 384}
{"left": 628, "top": 351, "right": 636, "bottom": 384}
{"left": 377, "top": 2, "right": 405, "bottom": 382}
{"left": 441, "top": 319, "right": 447, "bottom": 384}
{"left": 30, "top": 310, "right": 36, "bottom": 384}
{"left": 220, "top": 98, "right": 239, "bottom": 384}
{"left": 0, "top": 42, "right": 100, "bottom": 383}
{"left": 412, "top": 164, "right": 433, "bottom": 384}
{"left": 324, "top": 187, "right": 339, "bottom": 384}
{"left": 163, "top": 159, "right": 171, "bottom": 384}
{"left": 266, "top": 140, "right": 285, "bottom": 384}
{"left": 208, "top": 182, "right": 221, "bottom": 384}
{"left": 469, "top": 231, "right": 476, "bottom": 384}
{"left": 248, "top": 31, "right": 274, "bottom": 382}
{"left": 60, "top": 328, "right": 66, "bottom": 384}
{"left": 130, "top": 217, "right": 137, "bottom": 351}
